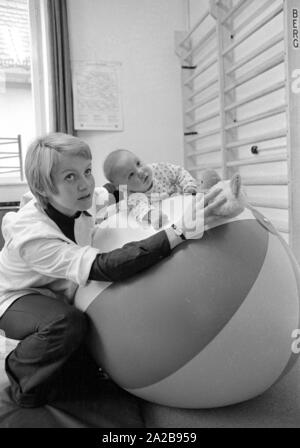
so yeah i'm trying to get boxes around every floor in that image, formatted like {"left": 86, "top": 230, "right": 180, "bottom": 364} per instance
{"left": 0, "top": 337, "right": 300, "bottom": 428}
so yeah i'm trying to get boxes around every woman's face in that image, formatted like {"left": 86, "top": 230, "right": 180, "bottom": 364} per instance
{"left": 47, "top": 153, "right": 95, "bottom": 216}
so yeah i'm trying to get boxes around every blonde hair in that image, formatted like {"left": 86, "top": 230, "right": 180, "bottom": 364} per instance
{"left": 25, "top": 132, "right": 92, "bottom": 207}
{"left": 103, "top": 149, "right": 132, "bottom": 183}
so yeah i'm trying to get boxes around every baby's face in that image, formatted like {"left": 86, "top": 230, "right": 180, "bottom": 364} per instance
{"left": 112, "top": 152, "right": 153, "bottom": 193}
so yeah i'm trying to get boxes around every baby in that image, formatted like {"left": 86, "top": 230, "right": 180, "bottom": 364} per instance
{"left": 103, "top": 149, "right": 198, "bottom": 229}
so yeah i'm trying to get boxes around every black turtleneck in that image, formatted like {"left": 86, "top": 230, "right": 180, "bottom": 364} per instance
{"left": 44, "top": 203, "right": 82, "bottom": 243}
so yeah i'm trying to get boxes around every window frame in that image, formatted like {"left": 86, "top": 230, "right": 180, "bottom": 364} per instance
{"left": 28, "top": 0, "right": 53, "bottom": 137}
{"left": 0, "top": 0, "right": 52, "bottom": 188}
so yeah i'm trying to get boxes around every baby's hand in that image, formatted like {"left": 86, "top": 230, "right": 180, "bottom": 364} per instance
{"left": 143, "top": 209, "right": 169, "bottom": 230}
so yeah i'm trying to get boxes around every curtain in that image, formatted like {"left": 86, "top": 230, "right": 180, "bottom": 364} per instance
{"left": 48, "top": 0, "right": 74, "bottom": 135}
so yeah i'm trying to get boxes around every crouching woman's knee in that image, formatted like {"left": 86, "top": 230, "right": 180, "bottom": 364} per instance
{"left": 62, "top": 307, "right": 88, "bottom": 352}
{"left": 41, "top": 306, "right": 88, "bottom": 356}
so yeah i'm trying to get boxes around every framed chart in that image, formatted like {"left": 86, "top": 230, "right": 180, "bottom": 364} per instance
{"left": 72, "top": 61, "right": 123, "bottom": 131}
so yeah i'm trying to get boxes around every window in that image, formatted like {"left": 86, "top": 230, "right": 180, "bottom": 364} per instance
{"left": 0, "top": 0, "right": 50, "bottom": 184}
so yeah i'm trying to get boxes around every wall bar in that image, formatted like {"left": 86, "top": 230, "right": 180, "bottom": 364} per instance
{"left": 0, "top": 137, "right": 19, "bottom": 141}
{"left": 183, "top": 27, "right": 216, "bottom": 61}
{"left": 187, "top": 91, "right": 219, "bottom": 106}
{"left": 186, "top": 128, "right": 221, "bottom": 143}
{"left": 0, "top": 152, "right": 19, "bottom": 155}
{"left": 248, "top": 196, "right": 288, "bottom": 209}
{"left": 234, "top": 0, "right": 282, "bottom": 35}
{"left": 221, "top": 0, "right": 250, "bottom": 24}
{"left": 224, "top": 81, "right": 285, "bottom": 112}
{"left": 193, "top": 46, "right": 217, "bottom": 67}
{"left": 224, "top": 104, "right": 286, "bottom": 130}
{"left": 242, "top": 174, "right": 288, "bottom": 185}
{"left": 0, "top": 155, "right": 19, "bottom": 159}
{"left": 186, "top": 91, "right": 219, "bottom": 112}
{"left": 185, "top": 78, "right": 218, "bottom": 103}
{"left": 0, "top": 170, "right": 20, "bottom": 174}
{"left": 251, "top": 144, "right": 287, "bottom": 153}
{"left": 226, "top": 129, "right": 287, "bottom": 149}
{"left": 184, "top": 55, "right": 218, "bottom": 85}
{"left": 178, "top": 10, "right": 210, "bottom": 48}
{"left": 227, "top": 152, "right": 287, "bottom": 167}
{"left": 188, "top": 161, "right": 222, "bottom": 172}
{"left": 222, "top": 4, "right": 283, "bottom": 56}
{"left": 224, "top": 52, "right": 284, "bottom": 93}
{"left": 0, "top": 166, "right": 21, "bottom": 170}
{"left": 186, "top": 110, "right": 220, "bottom": 128}
{"left": 225, "top": 32, "right": 284, "bottom": 76}
{"left": 187, "top": 145, "right": 221, "bottom": 157}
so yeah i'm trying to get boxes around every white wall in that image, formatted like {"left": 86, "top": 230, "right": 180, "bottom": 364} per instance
{"left": 67, "top": 0, "right": 188, "bottom": 186}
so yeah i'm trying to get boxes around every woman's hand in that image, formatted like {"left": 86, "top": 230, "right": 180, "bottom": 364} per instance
{"left": 175, "top": 188, "right": 226, "bottom": 240}
{"left": 203, "top": 188, "right": 228, "bottom": 228}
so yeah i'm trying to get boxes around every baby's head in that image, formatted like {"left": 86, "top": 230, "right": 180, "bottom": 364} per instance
{"left": 208, "top": 173, "right": 247, "bottom": 218}
{"left": 103, "top": 149, "right": 153, "bottom": 193}
{"left": 25, "top": 133, "right": 94, "bottom": 211}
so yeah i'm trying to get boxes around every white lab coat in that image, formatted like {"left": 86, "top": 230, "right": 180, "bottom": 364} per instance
{"left": 0, "top": 199, "right": 100, "bottom": 318}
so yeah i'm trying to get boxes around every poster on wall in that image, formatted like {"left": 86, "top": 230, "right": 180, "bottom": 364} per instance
{"left": 72, "top": 61, "right": 123, "bottom": 131}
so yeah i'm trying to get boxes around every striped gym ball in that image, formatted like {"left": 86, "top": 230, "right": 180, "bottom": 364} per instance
{"left": 75, "top": 198, "right": 300, "bottom": 408}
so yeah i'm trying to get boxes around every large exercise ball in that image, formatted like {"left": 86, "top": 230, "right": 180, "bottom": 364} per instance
{"left": 75, "top": 196, "right": 300, "bottom": 408}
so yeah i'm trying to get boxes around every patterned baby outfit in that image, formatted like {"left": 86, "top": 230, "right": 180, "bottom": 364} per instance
{"left": 126, "top": 162, "right": 197, "bottom": 222}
